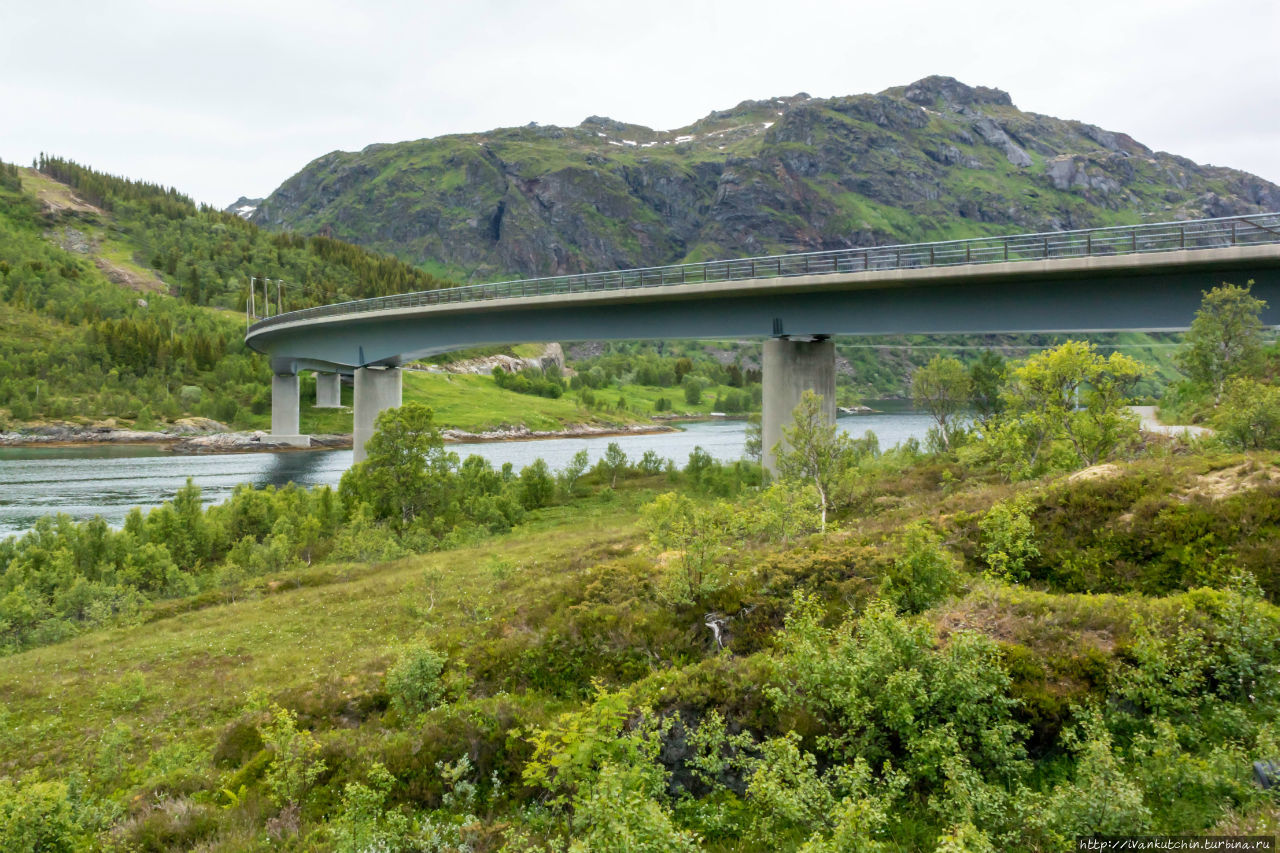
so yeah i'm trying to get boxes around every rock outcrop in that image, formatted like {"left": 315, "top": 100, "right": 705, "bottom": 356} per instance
{"left": 250, "top": 76, "right": 1280, "bottom": 281}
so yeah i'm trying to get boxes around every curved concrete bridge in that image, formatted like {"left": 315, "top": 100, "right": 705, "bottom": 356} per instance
{"left": 246, "top": 214, "right": 1280, "bottom": 466}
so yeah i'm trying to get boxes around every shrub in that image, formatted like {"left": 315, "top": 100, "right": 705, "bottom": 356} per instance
{"left": 1212, "top": 377, "right": 1280, "bottom": 450}
{"left": 771, "top": 595, "right": 1025, "bottom": 788}
{"left": 0, "top": 778, "right": 87, "bottom": 852}
{"left": 386, "top": 644, "right": 448, "bottom": 716}
{"left": 569, "top": 762, "right": 698, "bottom": 852}
{"left": 880, "top": 522, "right": 960, "bottom": 614}
{"left": 261, "top": 704, "right": 325, "bottom": 807}
{"left": 518, "top": 459, "right": 555, "bottom": 509}
{"left": 979, "top": 499, "right": 1039, "bottom": 582}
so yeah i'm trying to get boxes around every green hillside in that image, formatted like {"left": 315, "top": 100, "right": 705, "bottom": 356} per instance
{"left": 4, "top": 275, "right": 1280, "bottom": 847}
{"left": 2, "top": 427, "right": 1279, "bottom": 849}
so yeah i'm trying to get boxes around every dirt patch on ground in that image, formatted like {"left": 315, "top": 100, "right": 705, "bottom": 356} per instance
{"left": 94, "top": 257, "right": 167, "bottom": 294}
{"left": 935, "top": 601, "right": 1024, "bottom": 643}
{"left": 934, "top": 597, "right": 1118, "bottom": 655}
{"left": 1183, "top": 462, "right": 1277, "bottom": 502}
{"left": 1067, "top": 463, "right": 1122, "bottom": 483}
{"left": 32, "top": 182, "right": 102, "bottom": 216}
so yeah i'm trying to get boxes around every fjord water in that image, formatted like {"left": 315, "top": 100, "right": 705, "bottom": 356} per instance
{"left": 0, "top": 410, "right": 932, "bottom": 538}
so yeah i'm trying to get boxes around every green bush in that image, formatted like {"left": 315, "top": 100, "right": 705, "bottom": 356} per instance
{"left": 880, "top": 521, "right": 960, "bottom": 614}
{"left": 0, "top": 778, "right": 88, "bottom": 852}
{"left": 519, "top": 459, "right": 556, "bottom": 509}
{"left": 386, "top": 644, "right": 448, "bottom": 716}
{"left": 1212, "top": 377, "right": 1280, "bottom": 450}
{"left": 979, "top": 499, "right": 1039, "bottom": 583}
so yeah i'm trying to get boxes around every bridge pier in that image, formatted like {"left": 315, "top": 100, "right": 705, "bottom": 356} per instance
{"left": 353, "top": 366, "right": 402, "bottom": 464}
{"left": 315, "top": 372, "right": 342, "bottom": 408}
{"left": 762, "top": 337, "right": 836, "bottom": 475}
{"left": 270, "top": 373, "right": 311, "bottom": 447}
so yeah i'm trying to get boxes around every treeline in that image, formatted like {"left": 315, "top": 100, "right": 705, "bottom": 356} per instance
{"left": 37, "top": 155, "right": 450, "bottom": 311}
{"left": 492, "top": 364, "right": 565, "bottom": 398}
{"left": 0, "top": 172, "right": 270, "bottom": 426}
{"left": 37, "top": 153, "right": 195, "bottom": 220}
{"left": 569, "top": 341, "right": 765, "bottom": 412}
{"left": 0, "top": 161, "right": 19, "bottom": 193}
{"left": 0, "top": 153, "right": 468, "bottom": 428}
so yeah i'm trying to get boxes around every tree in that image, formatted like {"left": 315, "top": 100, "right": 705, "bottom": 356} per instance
{"left": 979, "top": 499, "right": 1040, "bottom": 582}
{"left": 640, "top": 491, "right": 731, "bottom": 604}
{"left": 262, "top": 704, "right": 325, "bottom": 808}
{"left": 338, "top": 402, "right": 456, "bottom": 528}
{"left": 773, "top": 391, "right": 852, "bottom": 531}
{"left": 912, "top": 355, "right": 972, "bottom": 451}
{"left": 602, "top": 442, "right": 629, "bottom": 488}
{"left": 557, "top": 449, "right": 590, "bottom": 498}
{"left": 1001, "top": 341, "right": 1146, "bottom": 469}
{"left": 518, "top": 458, "right": 556, "bottom": 509}
{"left": 1212, "top": 377, "right": 1280, "bottom": 450}
{"left": 682, "top": 375, "right": 703, "bottom": 406}
{"left": 968, "top": 350, "right": 1006, "bottom": 426}
{"left": 1176, "top": 282, "right": 1267, "bottom": 404}
{"left": 743, "top": 413, "right": 763, "bottom": 464}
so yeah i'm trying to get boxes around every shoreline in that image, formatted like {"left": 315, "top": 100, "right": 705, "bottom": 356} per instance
{"left": 0, "top": 421, "right": 680, "bottom": 453}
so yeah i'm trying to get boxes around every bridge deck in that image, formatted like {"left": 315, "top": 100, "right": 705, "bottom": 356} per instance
{"left": 247, "top": 212, "right": 1280, "bottom": 334}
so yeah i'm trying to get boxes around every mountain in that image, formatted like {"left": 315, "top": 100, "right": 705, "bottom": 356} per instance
{"left": 251, "top": 76, "right": 1280, "bottom": 281}
{"left": 225, "top": 195, "right": 263, "bottom": 219}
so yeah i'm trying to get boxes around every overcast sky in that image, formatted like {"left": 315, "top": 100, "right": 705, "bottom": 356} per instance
{"left": 3, "top": 0, "right": 1278, "bottom": 208}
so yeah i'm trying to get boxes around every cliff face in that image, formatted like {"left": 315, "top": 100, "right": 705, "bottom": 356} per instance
{"left": 250, "top": 76, "right": 1280, "bottom": 281}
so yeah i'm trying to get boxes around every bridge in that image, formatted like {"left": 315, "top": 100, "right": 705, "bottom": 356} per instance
{"left": 245, "top": 213, "right": 1280, "bottom": 468}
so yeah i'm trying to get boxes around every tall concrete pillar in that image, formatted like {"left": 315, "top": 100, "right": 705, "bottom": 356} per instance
{"left": 762, "top": 337, "right": 836, "bottom": 475}
{"left": 315, "top": 372, "right": 342, "bottom": 408}
{"left": 353, "top": 366, "right": 402, "bottom": 463}
{"left": 270, "top": 373, "right": 310, "bottom": 446}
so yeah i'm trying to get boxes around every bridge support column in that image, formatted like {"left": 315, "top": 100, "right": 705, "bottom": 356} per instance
{"left": 762, "top": 337, "right": 836, "bottom": 476}
{"left": 353, "top": 366, "right": 402, "bottom": 464}
{"left": 271, "top": 373, "right": 311, "bottom": 447}
{"left": 315, "top": 372, "right": 342, "bottom": 408}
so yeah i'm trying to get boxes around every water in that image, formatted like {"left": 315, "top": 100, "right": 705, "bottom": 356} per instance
{"left": 0, "top": 409, "right": 932, "bottom": 538}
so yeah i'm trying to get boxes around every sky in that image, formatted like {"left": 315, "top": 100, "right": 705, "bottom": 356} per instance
{"left": 3, "top": 0, "right": 1278, "bottom": 208}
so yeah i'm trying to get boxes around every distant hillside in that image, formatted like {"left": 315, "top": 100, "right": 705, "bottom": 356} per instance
{"left": 0, "top": 158, "right": 457, "bottom": 430}
{"left": 252, "top": 75, "right": 1280, "bottom": 281}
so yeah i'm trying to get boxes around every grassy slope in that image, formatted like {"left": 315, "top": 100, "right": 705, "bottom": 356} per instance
{"left": 243, "top": 371, "right": 755, "bottom": 436}
{"left": 3, "top": 451, "right": 1280, "bottom": 849}
{"left": 0, "top": 496, "right": 643, "bottom": 778}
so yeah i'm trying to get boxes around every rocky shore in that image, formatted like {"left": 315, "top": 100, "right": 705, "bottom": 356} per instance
{"left": 172, "top": 433, "right": 351, "bottom": 453}
{"left": 1, "top": 419, "right": 677, "bottom": 453}
{"left": 0, "top": 418, "right": 230, "bottom": 447}
{"left": 439, "top": 422, "right": 675, "bottom": 443}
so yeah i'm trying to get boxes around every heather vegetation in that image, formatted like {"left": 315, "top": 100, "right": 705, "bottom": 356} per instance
{"left": 3, "top": 287, "right": 1280, "bottom": 850}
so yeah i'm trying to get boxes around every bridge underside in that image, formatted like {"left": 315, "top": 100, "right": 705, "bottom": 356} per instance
{"left": 257, "top": 261, "right": 1280, "bottom": 375}
{"left": 251, "top": 249, "right": 1280, "bottom": 466}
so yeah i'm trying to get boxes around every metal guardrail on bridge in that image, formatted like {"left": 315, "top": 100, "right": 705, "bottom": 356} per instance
{"left": 247, "top": 212, "right": 1280, "bottom": 333}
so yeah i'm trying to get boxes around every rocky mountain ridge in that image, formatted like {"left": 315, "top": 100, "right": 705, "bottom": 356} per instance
{"left": 248, "top": 76, "right": 1280, "bottom": 281}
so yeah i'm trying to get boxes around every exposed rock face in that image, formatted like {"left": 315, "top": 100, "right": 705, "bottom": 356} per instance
{"left": 225, "top": 196, "right": 263, "bottom": 219}
{"left": 0, "top": 419, "right": 230, "bottom": 446}
{"left": 425, "top": 343, "right": 565, "bottom": 375}
{"left": 251, "top": 76, "right": 1280, "bottom": 280}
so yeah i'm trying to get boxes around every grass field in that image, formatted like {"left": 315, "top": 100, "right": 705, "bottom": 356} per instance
{"left": 237, "top": 370, "right": 755, "bottom": 436}
{"left": 0, "top": 493, "right": 646, "bottom": 781}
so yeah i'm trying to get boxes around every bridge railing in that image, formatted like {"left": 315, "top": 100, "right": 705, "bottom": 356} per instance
{"left": 247, "top": 212, "right": 1280, "bottom": 332}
